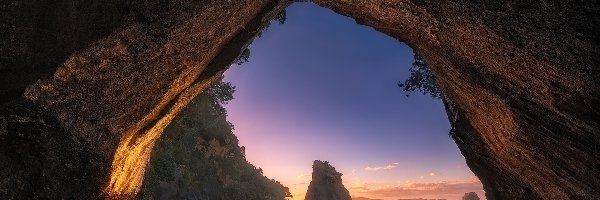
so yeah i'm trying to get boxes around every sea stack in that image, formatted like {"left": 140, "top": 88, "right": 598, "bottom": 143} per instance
{"left": 305, "top": 160, "right": 352, "bottom": 200}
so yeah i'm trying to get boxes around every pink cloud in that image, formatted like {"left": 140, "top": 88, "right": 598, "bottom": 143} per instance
{"left": 364, "top": 163, "right": 399, "bottom": 171}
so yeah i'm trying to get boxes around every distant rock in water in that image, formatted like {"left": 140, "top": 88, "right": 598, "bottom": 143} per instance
{"left": 305, "top": 160, "right": 352, "bottom": 200}
{"left": 461, "top": 192, "right": 481, "bottom": 200}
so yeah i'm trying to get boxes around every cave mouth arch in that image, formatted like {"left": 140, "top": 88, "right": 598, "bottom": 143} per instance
{"left": 1, "top": 0, "right": 598, "bottom": 199}
{"left": 142, "top": 3, "right": 485, "bottom": 199}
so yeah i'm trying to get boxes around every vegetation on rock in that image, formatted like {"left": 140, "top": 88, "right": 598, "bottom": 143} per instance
{"left": 397, "top": 50, "right": 441, "bottom": 99}
{"left": 305, "top": 160, "right": 351, "bottom": 200}
{"left": 236, "top": 9, "right": 287, "bottom": 65}
{"left": 142, "top": 80, "right": 291, "bottom": 200}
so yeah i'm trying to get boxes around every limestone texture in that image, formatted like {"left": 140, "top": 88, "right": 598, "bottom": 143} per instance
{"left": 1, "top": 0, "right": 290, "bottom": 198}
{"left": 1, "top": 0, "right": 599, "bottom": 199}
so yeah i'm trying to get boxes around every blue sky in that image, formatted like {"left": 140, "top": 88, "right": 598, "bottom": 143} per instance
{"left": 223, "top": 3, "right": 483, "bottom": 200}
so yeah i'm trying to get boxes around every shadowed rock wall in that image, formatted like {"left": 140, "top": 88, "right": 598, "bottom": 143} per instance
{"left": 1, "top": 0, "right": 290, "bottom": 198}
{"left": 1, "top": 0, "right": 598, "bottom": 199}
{"left": 313, "top": 0, "right": 600, "bottom": 199}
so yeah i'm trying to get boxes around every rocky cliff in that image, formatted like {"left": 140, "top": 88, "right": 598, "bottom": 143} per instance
{"left": 313, "top": 1, "right": 600, "bottom": 199}
{"left": 0, "top": 0, "right": 598, "bottom": 199}
{"left": 305, "top": 160, "right": 352, "bottom": 200}
{"left": 0, "top": 0, "right": 291, "bottom": 199}
{"left": 141, "top": 81, "right": 291, "bottom": 200}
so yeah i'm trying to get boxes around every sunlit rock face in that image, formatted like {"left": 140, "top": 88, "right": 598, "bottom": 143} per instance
{"left": 0, "top": 0, "right": 289, "bottom": 198}
{"left": 305, "top": 160, "right": 352, "bottom": 200}
{"left": 1, "top": 0, "right": 599, "bottom": 199}
{"left": 314, "top": 1, "right": 600, "bottom": 199}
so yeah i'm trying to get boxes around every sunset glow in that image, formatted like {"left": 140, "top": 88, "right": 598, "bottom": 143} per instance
{"left": 223, "top": 3, "right": 484, "bottom": 200}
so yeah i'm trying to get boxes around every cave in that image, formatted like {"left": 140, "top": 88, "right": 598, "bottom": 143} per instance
{"left": 0, "top": 0, "right": 598, "bottom": 199}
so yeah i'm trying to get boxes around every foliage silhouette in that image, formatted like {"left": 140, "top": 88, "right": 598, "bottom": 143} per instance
{"left": 235, "top": 9, "right": 288, "bottom": 66}
{"left": 142, "top": 80, "right": 291, "bottom": 199}
{"left": 398, "top": 50, "right": 441, "bottom": 99}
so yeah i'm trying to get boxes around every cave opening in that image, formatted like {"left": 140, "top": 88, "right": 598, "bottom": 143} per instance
{"left": 143, "top": 3, "right": 484, "bottom": 200}
{"left": 3, "top": 0, "right": 597, "bottom": 199}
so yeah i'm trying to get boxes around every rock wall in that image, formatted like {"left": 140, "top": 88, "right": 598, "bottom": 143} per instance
{"left": 313, "top": 0, "right": 600, "bottom": 199}
{"left": 305, "top": 160, "right": 352, "bottom": 200}
{"left": 1, "top": 0, "right": 599, "bottom": 199}
{"left": 1, "top": 0, "right": 290, "bottom": 198}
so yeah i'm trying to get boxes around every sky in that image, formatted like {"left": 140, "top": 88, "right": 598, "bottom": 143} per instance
{"left": 223, "top": 3, "right": 484, "bottom": 200}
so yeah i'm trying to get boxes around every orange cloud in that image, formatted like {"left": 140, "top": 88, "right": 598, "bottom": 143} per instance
{"left": 351, "top": 180, "right": 484, "bottom": 200}
{"left": 364, "top": 163, "right": 399, "bottom": 171}
{"left": 296, "top": 173, "right": 310, "bottom": 180}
